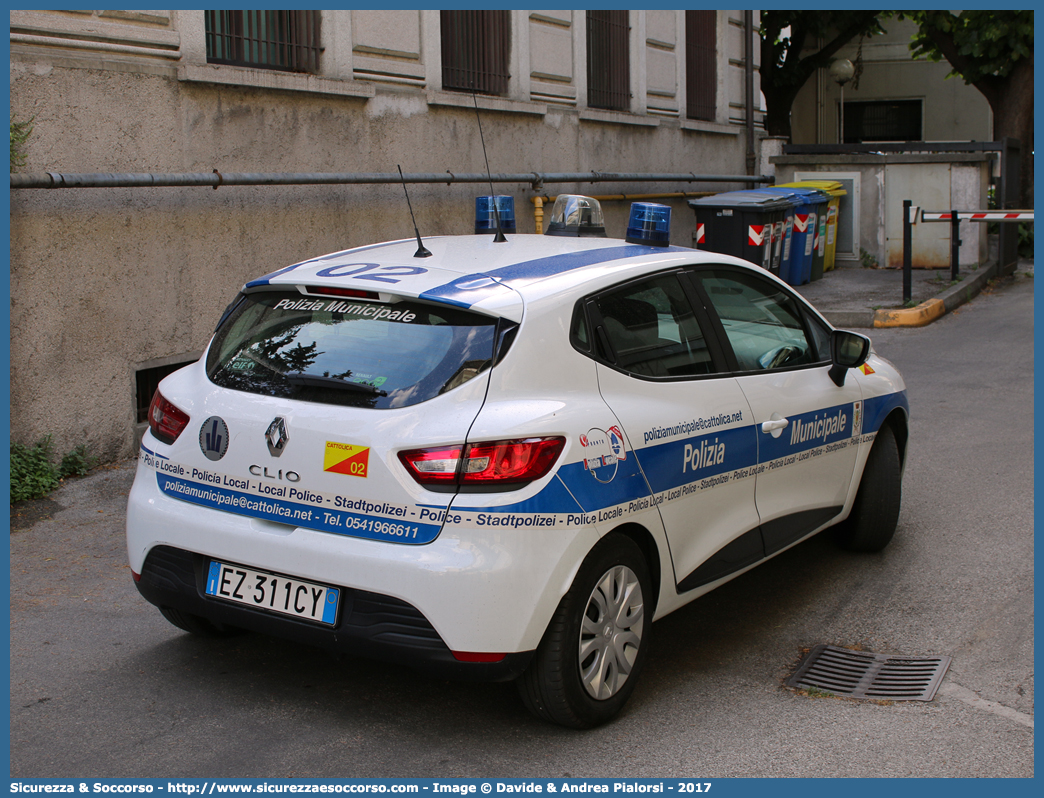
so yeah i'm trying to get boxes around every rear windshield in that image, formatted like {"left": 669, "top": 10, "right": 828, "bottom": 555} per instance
{"left": 207, "top": 291, "right": 499, "bottom": 409}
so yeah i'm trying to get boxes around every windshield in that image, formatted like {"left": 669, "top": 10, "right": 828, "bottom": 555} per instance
{"left": 207, "top": 292, "right": 499, "bottom": 409}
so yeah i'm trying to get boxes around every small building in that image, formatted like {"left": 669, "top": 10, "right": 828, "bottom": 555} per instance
{"left": 791, "top": 17, "right": 992, "bottom": 147}
{"left": 777, "top": 17, "right": 994, "bottom": 269}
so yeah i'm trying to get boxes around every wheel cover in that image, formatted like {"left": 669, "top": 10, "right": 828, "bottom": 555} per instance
{"left": 578, "top": 564, "right": 645, "bottom": 700}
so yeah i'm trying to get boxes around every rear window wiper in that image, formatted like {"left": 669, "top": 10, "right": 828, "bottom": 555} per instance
{"left": 284, "top": 373, "right": 388, "bottom": 397}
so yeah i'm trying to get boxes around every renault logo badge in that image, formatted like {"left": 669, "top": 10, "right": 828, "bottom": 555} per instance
{"left": 265, "top": 417, "right": 289, "bottom": 457}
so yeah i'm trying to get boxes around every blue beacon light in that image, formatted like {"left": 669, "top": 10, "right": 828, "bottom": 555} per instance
{"left": 475, "top": 195, "right": 516, "bottom": 234}
{"left": 625, "top": 202, "right": 672, "bottom": 247}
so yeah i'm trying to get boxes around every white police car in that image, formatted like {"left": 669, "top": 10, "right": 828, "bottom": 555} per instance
{"left": 127, "top": 195, "right": 908, "bottom": 728}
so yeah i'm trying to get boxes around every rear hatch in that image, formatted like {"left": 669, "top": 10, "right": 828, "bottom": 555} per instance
{"left": 147, "top": 282, "right": 512, "bottom": 545}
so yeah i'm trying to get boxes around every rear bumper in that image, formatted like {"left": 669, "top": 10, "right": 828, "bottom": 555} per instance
{"left": 135, "top": 545, "right": 533, "bottom": 681}
{"left": 127, "top": 452, "right": 601, "bottom": 654}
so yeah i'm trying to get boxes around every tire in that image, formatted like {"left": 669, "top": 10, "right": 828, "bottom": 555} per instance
{"left": 834, "top": 423, "right": 902, "bottom": 553}
{"left": 159, "top": 606, "right": 242, "bottom": 638}
{"left": 518, "top": 534, "right": 652, "bottom": 728}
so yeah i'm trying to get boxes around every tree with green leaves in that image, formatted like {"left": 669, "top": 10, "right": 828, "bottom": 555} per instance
{"left": 903, "top": 10, "right": 1033, "bottom": 207}
{"left": 759, "top": 10, "right": 885, "bottom": 139}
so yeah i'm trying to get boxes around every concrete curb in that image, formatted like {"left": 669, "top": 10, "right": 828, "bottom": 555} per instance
{"left": 820, "top": 259, "right": 1002, "bottom": 330}
{"left": 874, "top": 298, "right": 945, "bottom": 328}
{"left": 873, "top": 258, "right": 1001, "bottom": 328}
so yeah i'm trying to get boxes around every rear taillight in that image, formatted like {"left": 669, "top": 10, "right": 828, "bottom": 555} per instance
{"left": 148, "top": 390, "right": 190, "bottom": 445}
{"left": 461, "top": 439, "right": 566, "bottom": 485}
{"left": 399, "top": 437, "right": 565, "bottom": 488}
{"left": 397, "top": 445, "right": 464, "bottom": 486}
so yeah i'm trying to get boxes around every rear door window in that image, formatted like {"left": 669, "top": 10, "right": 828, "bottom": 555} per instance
{"left": 207, "top": 291, "right": 499, "bottom": 408}
{"left": 585, "top": 273, "right": 718, "bottom": 378}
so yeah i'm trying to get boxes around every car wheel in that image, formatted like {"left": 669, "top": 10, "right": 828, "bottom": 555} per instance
{"left": 518, "top": 534, "right": 651, "bottom": 728}
{"left": 833, "top": 423, "right": 902, "bottom": 553}
{"left": 159, "top": 606, "right": 241, "bottom": 638}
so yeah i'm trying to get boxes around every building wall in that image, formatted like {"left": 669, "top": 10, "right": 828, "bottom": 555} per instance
{"left": 790, "top": 17, "right": 992, "bottom": 145}
{"left": 9, "top": 9, "right": 765, "bottom": 461}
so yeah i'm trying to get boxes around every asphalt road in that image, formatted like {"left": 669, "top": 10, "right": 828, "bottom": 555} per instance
{"left": 9, "top": 269, "right": 1034, "bottom": 779}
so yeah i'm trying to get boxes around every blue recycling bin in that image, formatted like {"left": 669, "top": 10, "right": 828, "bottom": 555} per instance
{"left": 758, "top": 187, "right": 830, "bottom": 285}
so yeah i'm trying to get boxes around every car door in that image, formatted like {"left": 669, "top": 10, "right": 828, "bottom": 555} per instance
{"left": 687, "top": 267, "right": 863, "bottom": 556}
{"left": 577, "top": 270, "right": 762, "bottom": 594}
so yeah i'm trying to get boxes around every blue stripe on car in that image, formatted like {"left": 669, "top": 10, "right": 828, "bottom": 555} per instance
{"left": 419, "top": 245, "right": 691, "bottom": 309}
{"left": 448, "top": 390, "right": 908, "bottom": 520}
{"left": 635, "top": 424, "right": 758, "bottom": 495}
{"left": 862, "top": 390, "right": 909, "bottom": 434}
{"left": 244, "top": 240, "right": 414, "bottom": 288}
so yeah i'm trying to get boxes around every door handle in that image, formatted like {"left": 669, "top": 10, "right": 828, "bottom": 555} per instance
{"left": 761, "top": 417, "right": 789, "bottom": 438}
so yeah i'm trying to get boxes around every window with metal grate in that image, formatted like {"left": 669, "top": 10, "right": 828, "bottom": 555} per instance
{"left": 441, "top": 10, "right": 511, "bottom": 96}
{"left": 685, "top": 10, "right": 716, "bottom": 122}
{"left": 205, "top": 10, "right": 321, "bottom": 74}
{"left": 586, "top": 10, "right": 630, "bottom": 112}
{"left": 842, "top": 99, "right": 923, "bottom": 143}
{"left": 136, "top": 362, "right": 195, "bottom": 424}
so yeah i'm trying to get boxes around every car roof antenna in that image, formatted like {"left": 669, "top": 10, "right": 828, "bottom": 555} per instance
{"left": 472, "top": 88, "right": 507, "bottom": 243}
{"left": 398, "top": 165, "right": 432, "bottom": 258}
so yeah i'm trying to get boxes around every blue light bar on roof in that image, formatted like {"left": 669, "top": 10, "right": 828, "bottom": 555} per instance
{"left": 475, "top": 195, "right": 516, "bottom": 234}
{"left": 625, "top": 202, "right": 671, "bottom": 247}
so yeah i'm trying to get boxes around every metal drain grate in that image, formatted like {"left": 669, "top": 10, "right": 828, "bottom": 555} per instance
{"left": 787, "top": 645, "right": 951, "bottom": 701}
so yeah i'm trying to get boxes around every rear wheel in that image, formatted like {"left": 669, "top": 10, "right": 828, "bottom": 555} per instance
{"left": 518, "top": 534, "right": 651, "bottom": 728}
{"left": 159, "top": 606, "right": 241, "bottom": 638}
{"left": 834, "top": 423, "right": 902, "bottom": 552}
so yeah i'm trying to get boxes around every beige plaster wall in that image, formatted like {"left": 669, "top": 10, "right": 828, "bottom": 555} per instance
{"left": 10, "top": 57, "right": 755, "bottom": 460}
{"left": 791, "top": 18, "right": 992, "bottom": 145}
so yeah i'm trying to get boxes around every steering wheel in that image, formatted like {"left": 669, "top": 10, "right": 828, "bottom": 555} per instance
{"left": 759, "top": 344, "right": 805, "bottom": 370}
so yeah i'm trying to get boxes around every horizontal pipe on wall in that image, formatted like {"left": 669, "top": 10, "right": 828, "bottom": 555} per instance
{"left": 10, "top": 170, "right": 772, "bottom": 190}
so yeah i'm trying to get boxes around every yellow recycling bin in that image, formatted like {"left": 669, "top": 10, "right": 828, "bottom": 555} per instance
{"left": 778, "top": 181, "right": 847, "bottom": 272}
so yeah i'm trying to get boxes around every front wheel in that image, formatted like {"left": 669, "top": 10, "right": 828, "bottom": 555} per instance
{"left": 518, "top": 534, "right": 652, "bottom": 728}
{"left": 833, "top": 423, "right": 902, "bottom": 552}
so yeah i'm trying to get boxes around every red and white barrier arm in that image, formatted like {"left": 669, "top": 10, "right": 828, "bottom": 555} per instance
{"left": 920, "top": 210, "right": 1034, "bottom": 223}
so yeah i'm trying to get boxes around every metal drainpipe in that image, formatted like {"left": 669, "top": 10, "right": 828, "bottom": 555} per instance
{"left": 817, "top": 37, "right": 826, "bottom": 143}
{"left": 533, "top": 197, "right": 545, "bottom": 235}
{"left": 745, "top": 11, "right": 756, "bottom": 176}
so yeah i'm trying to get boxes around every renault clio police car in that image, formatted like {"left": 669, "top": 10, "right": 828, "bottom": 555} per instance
{"left": 127, "top": 195, "right": 909, "bottom": 728}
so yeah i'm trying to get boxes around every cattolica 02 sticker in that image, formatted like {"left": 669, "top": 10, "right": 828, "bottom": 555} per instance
{"left": 324, "top": 441, "right": 370, "bottom": 477}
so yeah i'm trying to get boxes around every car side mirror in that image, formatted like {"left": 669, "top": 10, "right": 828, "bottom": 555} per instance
{"left": 829, "top": 329, "right": 871, "bottom": 387}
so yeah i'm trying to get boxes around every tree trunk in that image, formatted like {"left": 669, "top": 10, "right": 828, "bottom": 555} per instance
{"left": 919, "top": 22, "right": 1033, "bottom": 208}
{"left": 983, "top": 54, "right": 1034, "bottom": 208}
{"left": 764, "top": 89, "right": 799, "bottom": 138}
